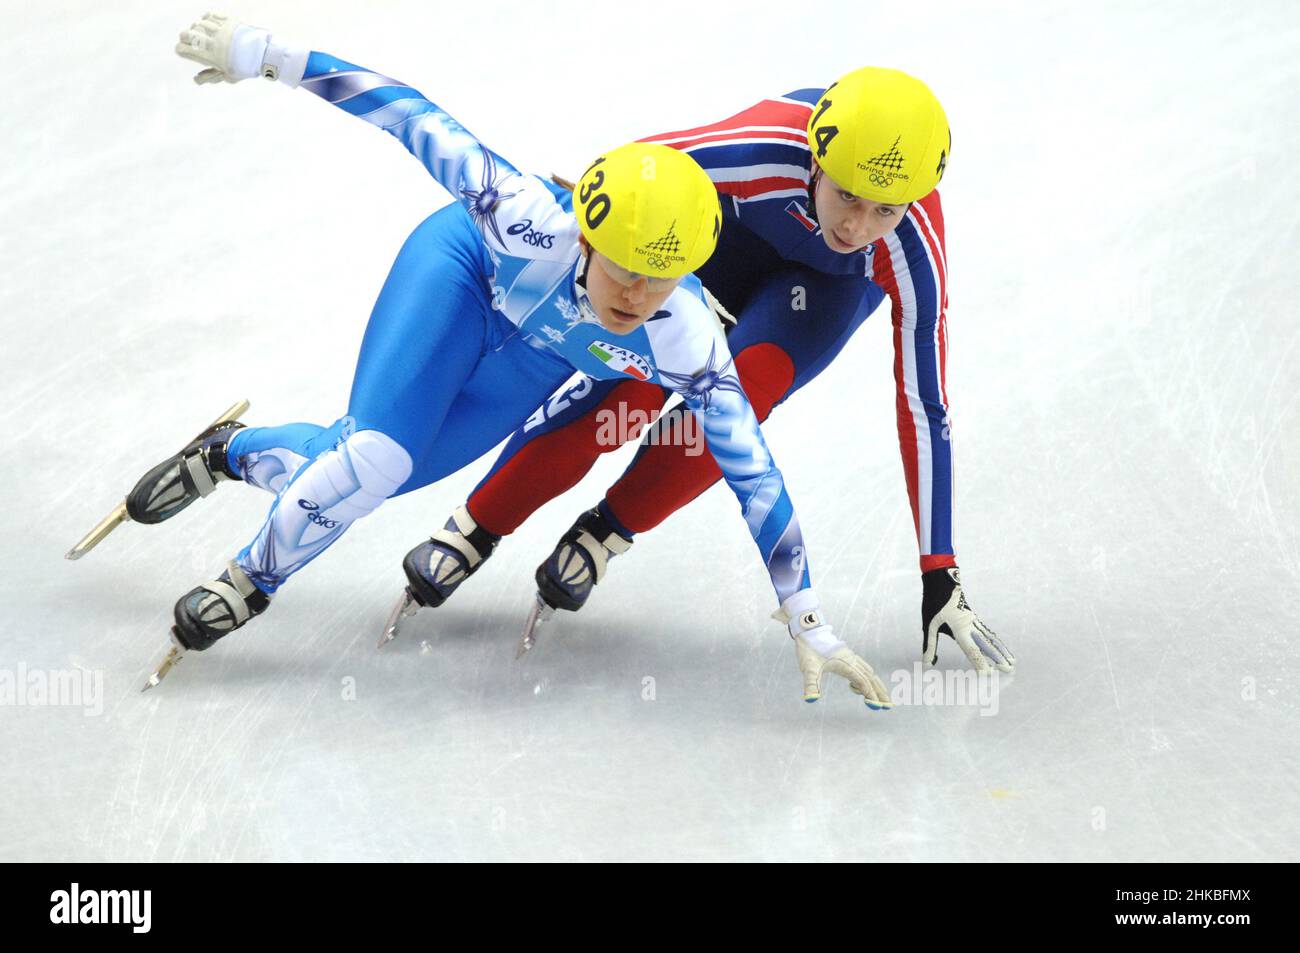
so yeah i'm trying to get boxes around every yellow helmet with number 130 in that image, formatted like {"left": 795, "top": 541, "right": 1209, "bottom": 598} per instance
{"left": 573, "top": 142, "right": 721, "bottom": 280}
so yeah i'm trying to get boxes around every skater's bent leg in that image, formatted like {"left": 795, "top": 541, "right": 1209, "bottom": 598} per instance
{"left": 236, "top": 428, "right": 413, "bottom": 593}
{"left": 345, "top": 204, "right": 493, "bottom": 472}
{"left": 465, "top": 377, "right": 668, "bottom": 536}
{"left": 605, "top": 343, "right": 795, "bottom": 533}
{"left": 228, "top": 205, "right": 494, "bottom": 591}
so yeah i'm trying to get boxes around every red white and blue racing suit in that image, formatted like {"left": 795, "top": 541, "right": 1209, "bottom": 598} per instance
{"left": 465, "top": 91, "right": 957, "bottom": 572}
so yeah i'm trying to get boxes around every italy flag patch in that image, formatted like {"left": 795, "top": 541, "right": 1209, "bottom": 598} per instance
{"left": 588, "top": 341, "right": 652, "bottom": 381}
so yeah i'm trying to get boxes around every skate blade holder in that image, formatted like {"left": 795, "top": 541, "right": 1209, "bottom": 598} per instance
{"left": 64, "top": 399, "right": 250, "bottom": 560}
{"left": 378, "top": 588, "right": 420, "bottom": 648}
{"left": 141, "top": 637, "right": 186, "bottom": 693}
{"left": 517, "top": 592, "right": 556, "bottom": 658}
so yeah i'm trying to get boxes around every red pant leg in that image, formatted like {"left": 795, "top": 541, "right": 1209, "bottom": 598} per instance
{"left": 606, "top": 343, "right": 796, "bottom": 533}
{"left": 467, "top": 380, "right": 666, "bottom": 535}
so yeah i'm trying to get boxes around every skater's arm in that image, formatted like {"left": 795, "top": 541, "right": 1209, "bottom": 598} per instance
{"left": 672, "top": 337, "right": 897, "bottom": 702}
{"left": 690, "top": 382, "right": 810, "bottom": 606}
{"left": 175, "top": 14, "right": 572, "bottom": 257}
{"left": 291, "top": 51, "right": 522, "bottom": 211}
{"left": 655, "top": 316, "right": 810, "bottom": 607}
{"left": 872, "top": 190, "right": 956, "bottom": 573}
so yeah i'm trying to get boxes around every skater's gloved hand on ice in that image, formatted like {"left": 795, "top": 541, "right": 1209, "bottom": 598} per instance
{"left": 921, "top": 567, "right": 1015, "bottom": 673}
{"left": 175, "top": 12, "right": 304, "bottom": 86}
{"left": 776, "top": 590, "right": 893, "bottom": 710}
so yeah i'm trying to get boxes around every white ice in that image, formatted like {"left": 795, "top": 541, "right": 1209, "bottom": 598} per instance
{"left": 1, "top": 0, "right": 1297, "bottom": 861}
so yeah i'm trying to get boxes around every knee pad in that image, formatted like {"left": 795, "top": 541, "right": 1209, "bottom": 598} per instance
{"left": 290, "top": 429, "right": 414, "bottom": 524}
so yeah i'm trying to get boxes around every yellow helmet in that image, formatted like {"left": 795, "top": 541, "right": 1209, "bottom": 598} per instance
{"left": 807, "top": 67, "right": 950, "bottom": 204}
{"left": 573, "top": 142, "right": 721, "bottom": 279}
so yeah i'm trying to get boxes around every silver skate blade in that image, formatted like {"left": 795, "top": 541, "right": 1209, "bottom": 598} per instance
{"left": 66, "top": 398, "right": 250, "bottom": 560}
{"left": 378, "top": 587, "right": 420, "bottom": 648}
{"left": 66, "top": 502, "right": 131, "bottom": 560}
{"left": 141, "top": 642, "right": 185, "bottom": 693}
{"left": 517, "top": 592, "right": 555, "bottom": 658}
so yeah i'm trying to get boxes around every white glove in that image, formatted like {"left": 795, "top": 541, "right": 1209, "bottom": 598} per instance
{"left": 175, "top": 12, "right": 268, "bottom": 84}
{"left": 921, "top": 567, "right": 1015, "bottom": 673}
{"left": 774, "top": 590, "right": 893, "bottom": 710}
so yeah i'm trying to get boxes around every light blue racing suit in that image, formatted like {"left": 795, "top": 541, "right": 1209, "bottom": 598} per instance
{"left": 224, "top": 50, "right": 814, "bottom": 607}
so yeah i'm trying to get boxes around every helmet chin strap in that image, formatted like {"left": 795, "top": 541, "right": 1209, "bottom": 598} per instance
{"left": 573, "top": 246, "right": 600, "bottom": 323}
{"left": 575, "top": 241, "right": 592, "bottom": 291}
{"left": 805, "top": 167, "right": 822, "bottom": 225}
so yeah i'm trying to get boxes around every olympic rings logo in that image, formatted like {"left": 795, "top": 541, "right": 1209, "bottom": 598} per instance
{"left": 869, "top": 172, "right": 894, "bottom": 188}
{"left": 644, "top": 255, "right": 672, "bottom": 271}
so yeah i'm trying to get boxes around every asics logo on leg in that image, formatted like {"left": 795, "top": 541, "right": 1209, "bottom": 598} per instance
{"left": 297, "top": 499, "right": 339, "bottom": 529}
{"left": 506, "top": 218, "right": 556, "bottom": 249}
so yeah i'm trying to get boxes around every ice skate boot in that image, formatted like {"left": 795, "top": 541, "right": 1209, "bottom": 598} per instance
{"left": 141, "top": 560, "right": 271, "bottom": 691}
{"left": 519, "top": 507, "right": 632, "bottom": 656}
{"left": 378, "top": 506, "right": 501, "bottom": 647}
{"left": 125, "top": 419, "right": 245, "bottom": 525}
{"left": 66, "top": 399, "right": 248, "bottom": 559}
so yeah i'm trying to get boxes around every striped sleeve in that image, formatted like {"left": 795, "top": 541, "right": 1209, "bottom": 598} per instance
{"left": 687, "top": 378, "right": 811, "bottom": 606}
{"left": 870, "top": 191, "right": 957, "bottom": 572}
{"left": 640, "top": 97, "right": 816, "bottom": 203}
{"left": 295, "top": 51, "right": 526, "bottom": 233}
{"left": 655, "top": 319, "right": 812, "bottom": 606}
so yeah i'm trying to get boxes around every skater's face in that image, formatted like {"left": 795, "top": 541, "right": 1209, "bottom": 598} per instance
{"left": 580, "top": 239, "right": 681, "bottom": 335}
{"left": 811, "top": 163, "right": 910, "bottom": 253}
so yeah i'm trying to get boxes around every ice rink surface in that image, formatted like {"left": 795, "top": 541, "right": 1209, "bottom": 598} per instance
{"left": 2, "top": 0, "right": 1297, "bottom": 861}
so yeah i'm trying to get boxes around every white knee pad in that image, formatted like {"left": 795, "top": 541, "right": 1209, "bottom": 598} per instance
{"left": 274, "top": 430, "right": 411, "bottom": 526}
{"left": 311, "top": 430, "right": 413, "bottom": 521}
{"left": 238, "top": 430, "right": 413, "bottom": 589}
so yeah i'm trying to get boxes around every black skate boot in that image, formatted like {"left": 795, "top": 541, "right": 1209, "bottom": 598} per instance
{"left": 172, "top": 560, "right": 271, "bottom": 652}
{"left": 378, "top": 506, "right": 501, "bottom": 646}
{"left": 142, "top": 560, "right": 270, "bottom": 691}
{"left": 125, "top": 420, "right": 245, "bottom": 525}
{"left": 403, "top": 506, "right": 501, "bottom": 608}
{"left": 519, "top": 506, "right": 633, "bottom": 655}
{"left": 536, "top": 507, "right": 634, "bottom": 611}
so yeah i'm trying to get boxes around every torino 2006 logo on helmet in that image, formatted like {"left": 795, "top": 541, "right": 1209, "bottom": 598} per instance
{"left": 857, "top": 134, "right": 911, "bottom": 189}
{"left": 635, "top": 220, "right": 685, "bottom": 269}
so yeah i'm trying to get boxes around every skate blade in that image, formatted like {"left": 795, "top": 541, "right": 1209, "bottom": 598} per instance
{"left": 378, "top": 587, "right": 420, "bottom": 648}
{"left": 66, "top": 398, "right": 250, "bottom": 560}
{"left": 141, "top": 640, "right": 185, "bottom": 693}
{"left": 65, "top": 503, "right": 130, "bottom": 560}
{"left": 517, "top": 592, "right": 555, "bottom": 658}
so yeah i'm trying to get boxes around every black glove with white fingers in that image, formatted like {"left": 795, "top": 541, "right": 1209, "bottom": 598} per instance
{"left": 921, "top": 567, "right": 1015, "bottom": 673}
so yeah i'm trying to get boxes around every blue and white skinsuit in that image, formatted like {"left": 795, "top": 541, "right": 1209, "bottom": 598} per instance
{"left": 220, "top": 49, "right": 817, "bottom": 609}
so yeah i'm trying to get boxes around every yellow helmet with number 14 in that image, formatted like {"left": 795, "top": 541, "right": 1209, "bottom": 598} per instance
{"left": 808, "top": 67, "right": 950, "bottom": 205}
{"left": 573, "top": 142, "right": 721, "bottom": 280}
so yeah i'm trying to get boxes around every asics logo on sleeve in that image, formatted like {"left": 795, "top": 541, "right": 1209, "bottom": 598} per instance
{"left": 297, "top": 499, "right": 339, "bottom": 529}
{"left": 506, "top": 218, "right": 556, "bottom": 248}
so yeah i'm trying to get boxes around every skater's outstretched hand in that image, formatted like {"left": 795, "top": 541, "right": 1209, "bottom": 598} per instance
{"left": 175, "top": 12, "right": 271, "bottom": 85}
{"left": 777, "top": 590, "right": 893, "bottom": 710}
{"left": 921, "top": 567, "right": 1015, "bottom": 673}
